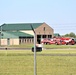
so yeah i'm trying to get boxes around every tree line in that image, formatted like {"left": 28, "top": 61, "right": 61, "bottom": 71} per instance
{"left": 63, "top": 32, "right": 76, "bottom": 38}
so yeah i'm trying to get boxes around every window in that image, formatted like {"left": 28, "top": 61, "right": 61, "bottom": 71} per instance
{"left": 43, "top": 27, "right": 45, "bottom": 31}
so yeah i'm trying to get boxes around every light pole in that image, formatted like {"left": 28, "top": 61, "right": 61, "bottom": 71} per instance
{"left": 0, "top": 26, "right": 2, "bottom": 46}
{"left": 30, "top": 25, "right": 37, "bottom": 75}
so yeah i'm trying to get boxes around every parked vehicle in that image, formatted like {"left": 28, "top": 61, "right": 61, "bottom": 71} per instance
{"left": 41, "top": 37, "right": 75, "bottom": 45}
{"left": 41, "top": 38, "right": 56, "bottom": 45}
{"left": 55, "top": 39, "right": 66, "bottom": 45}
{"left": 73, "top": 38, "right": 76, "bottom": 44}
{"left": 55, "top": 37, "right": 75, "bottom": 45}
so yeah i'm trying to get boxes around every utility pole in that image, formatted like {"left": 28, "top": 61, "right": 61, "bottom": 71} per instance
{"left": 0, "top": 26, "right": 2, "bottom": 46}
{"left": 30, "top": 25, "right": 37, "bottom": 75}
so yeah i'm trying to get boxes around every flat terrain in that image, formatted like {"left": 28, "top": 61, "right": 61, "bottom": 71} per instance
{"left": 0, "top": 49, "right": 76, "bottom": 75}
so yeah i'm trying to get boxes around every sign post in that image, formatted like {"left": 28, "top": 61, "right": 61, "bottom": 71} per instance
{"left": 30, "top": 25, "right": 37, "bottom": 75}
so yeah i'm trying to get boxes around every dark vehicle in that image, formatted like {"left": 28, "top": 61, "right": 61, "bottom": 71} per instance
{"left": 32, "top": 46, "right": 42, "bottom": 52}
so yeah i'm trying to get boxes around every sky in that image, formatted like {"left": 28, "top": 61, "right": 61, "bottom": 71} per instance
{"left": 0, "top": 0, "right": 76, "bottom": 35}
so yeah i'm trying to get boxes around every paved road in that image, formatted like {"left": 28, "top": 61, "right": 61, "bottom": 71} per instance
{"left": 0, "top": 47, "right": 31, "bottom": 50}
{"left": 0, "top": 47, "right": 76, "bottom": 50}
{"left": 0, "top": 47, "right": 76, "bottom": 56}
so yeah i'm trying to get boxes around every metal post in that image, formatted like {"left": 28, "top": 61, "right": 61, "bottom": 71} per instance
{"left": 34, "top": 32, "right": 37, "bottom": 75}
{"left": 30, "top": 25, "right": 37, "bottom": 75}
{"left": 0, "top": 26, "right": 2, "bottom": 46}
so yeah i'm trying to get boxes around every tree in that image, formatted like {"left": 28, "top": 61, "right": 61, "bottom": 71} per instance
{"left": 69, "top": 32, "right": 75, "bottom": 38}
{"left": 64, "top": 32, "right": 76, "bottom": 38}
{"left": 65, "top": 34, "right": 69, "bottom": 37}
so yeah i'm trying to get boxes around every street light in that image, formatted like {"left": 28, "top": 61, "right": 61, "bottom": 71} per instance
{"left": 0, "top": 26, "right": 2, "bottom": 46}
{"left": 30, "top": 24, "right": 37, "bottom": 75}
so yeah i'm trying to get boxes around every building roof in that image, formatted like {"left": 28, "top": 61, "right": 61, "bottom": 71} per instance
{"left": 7, "top": 31, "right": 33, "bottom": 37}
{"left": 1, "top": 31, "right": 33, "bottom": 39}
{"left": 0, "top": 23, "right": 43, "bottom": 31}
{"left": 54, "top": 33, "right": 61, "bottom": 37}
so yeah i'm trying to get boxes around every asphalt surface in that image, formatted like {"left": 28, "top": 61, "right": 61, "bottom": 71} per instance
{"left": 0, "top": 47, "right": 76, "bottom": 50}
{"left": 0, "top": 47, "right": 76, "bottom": 56}
{"left": 0, "top": 47, "right": 31, "bottom": 50}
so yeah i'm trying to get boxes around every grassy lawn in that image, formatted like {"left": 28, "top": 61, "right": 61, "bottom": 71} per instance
{"left": 9, "top": 44, "right": 33, "bottom": 48}
{"left": 0, "top": 50, "right": 76, "bottom": 75}
{"left": 44, "top": 44, "right": 76, "bottom": 49}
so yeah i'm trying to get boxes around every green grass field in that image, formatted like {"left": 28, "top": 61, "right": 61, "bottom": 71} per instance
{"left": 0, "top": 50, "right": 76, "bottom": 75}
{"left": 9, "top": 44, "right": 76, "bottom": 49}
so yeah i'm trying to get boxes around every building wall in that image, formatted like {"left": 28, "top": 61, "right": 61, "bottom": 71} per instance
{"left": 10, "top": 39, "right": 19, "bottom": 45}
{"left": 1, "top": 39, "right": 7, "bottom": 45}
{"left": 35, "top": 23, "right": 54, "bottom": 37}
{"left": 34, "top": 23, "right": 54, "bottom": 43}
{"left": 1, "top": 39, "right": 19, "bottom": 45}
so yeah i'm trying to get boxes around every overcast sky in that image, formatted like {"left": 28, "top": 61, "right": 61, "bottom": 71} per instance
{"left": 0, "top": 0, "right": 76, "bottom": 35}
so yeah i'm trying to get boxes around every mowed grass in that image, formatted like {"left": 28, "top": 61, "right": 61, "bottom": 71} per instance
{"left": 9, "top": 44, "right": 76, "bottom": 49}
{"left": 0, "top": 50, "right": 76, "bottom": 75}
{"left": 44, "top": 44, "right": 76, "bottom": 49}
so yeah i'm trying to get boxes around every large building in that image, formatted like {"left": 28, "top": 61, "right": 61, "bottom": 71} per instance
{"left": 0, "top": 22, "right": 54, "bottom": 45}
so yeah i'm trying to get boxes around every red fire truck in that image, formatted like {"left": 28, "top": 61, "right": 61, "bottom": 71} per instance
{"left": 55, "top": 37, "right": 75, "bottom": 45}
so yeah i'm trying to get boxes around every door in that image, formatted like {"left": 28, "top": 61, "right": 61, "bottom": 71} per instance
{"left": 7, "top": 38, "right": 10, "bottom": 46}
{"left": 37, "top": 35, "right": 41, "bottom": 44}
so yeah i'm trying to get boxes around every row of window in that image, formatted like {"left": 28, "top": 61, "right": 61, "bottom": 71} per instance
{"left": 19, "top": 38, "right": 34, "bottom": 44}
